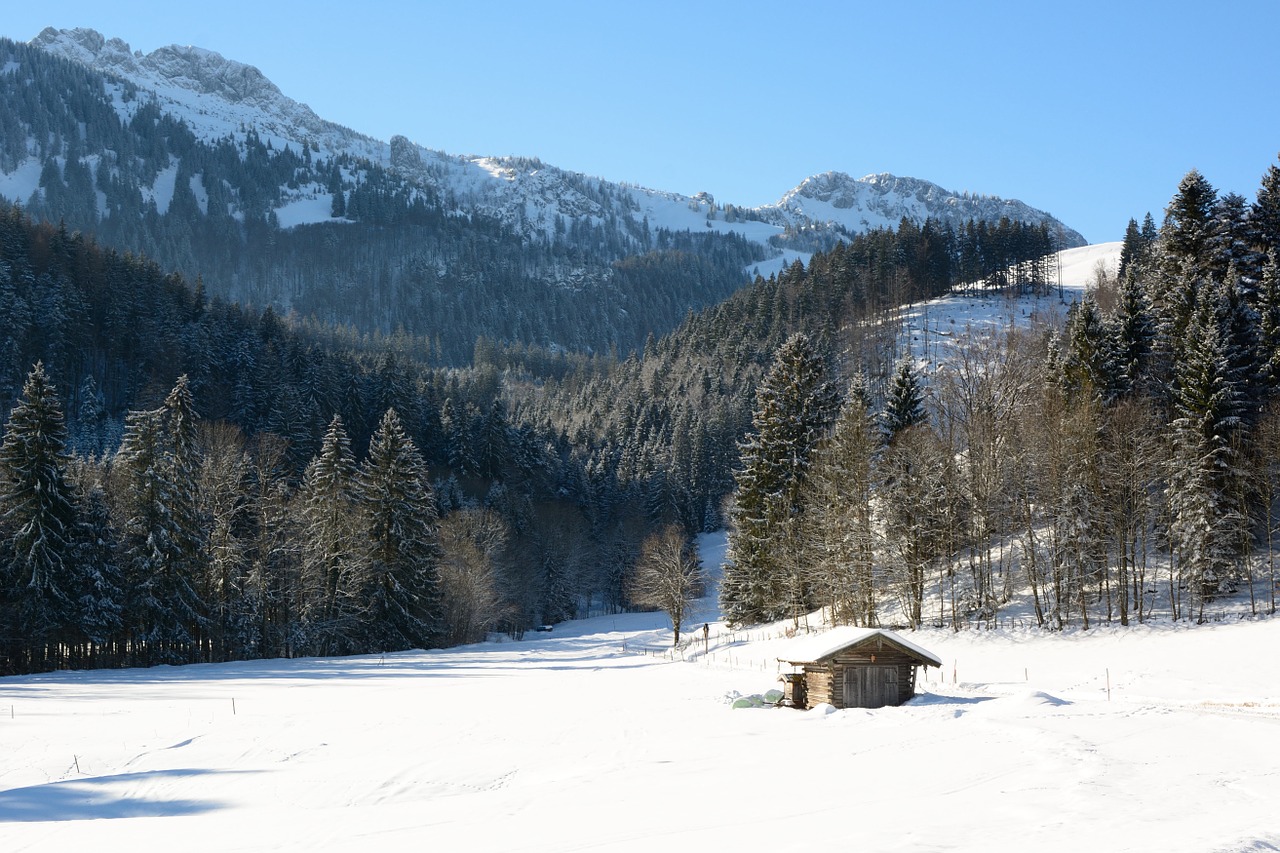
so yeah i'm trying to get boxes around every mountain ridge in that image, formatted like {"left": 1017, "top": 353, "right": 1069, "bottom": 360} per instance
{"left": 25, "top": 26, "right": 1088, "bottom": 251}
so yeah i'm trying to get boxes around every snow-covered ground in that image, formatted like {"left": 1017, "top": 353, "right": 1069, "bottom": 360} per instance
{"left": 3, "top": 529, "right": 1277, "bottom": 852}
{"left": 901, "top": 241, "right": 1122, "bottom": 374}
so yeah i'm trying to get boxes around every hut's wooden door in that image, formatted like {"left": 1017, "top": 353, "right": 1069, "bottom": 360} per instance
{"left": 843, "top": 666, "right": 899, "bottom": 708}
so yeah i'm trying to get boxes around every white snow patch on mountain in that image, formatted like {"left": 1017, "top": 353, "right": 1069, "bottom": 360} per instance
{"left": 144, "top": 163, "right": 179, "bottom": 215}
{"left": 274, "top": 194, "right": 344, "bottom": 229}
{"left": 0, "top": 157, "right": 43, "bottom": 205}
{"left": 187, "top": 174, "right": 207, "bottom": 216}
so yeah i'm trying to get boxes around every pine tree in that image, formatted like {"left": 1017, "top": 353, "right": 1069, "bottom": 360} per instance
{"left": 296, "top": 415, "right": 364, "bottom": 655}
{"left": 1167, "top": 285, "right": 1248, "bottom": 609}
{"left": 1118, "top": 218, "right": 1146, "bottom": 281}
{"left": 878, "top": 422, "right": 950, "bottom": 628}
{"left": 0, "top": 363, "right": 79, "bottom": 671}
{"left": 723, "top": 333, "right": 838, "bottom": 626}
{"left": 73, "top": 373, "right": 108, "bottom": 457}
{"left": 357, "top": 408, "right": 442, "bottom": 651}
{"left": 1111, "top": 272, "right": 1155, "bottom": 395}
{"left": 1160, "top": 169, "right": 1218, "bottom": 277}
{"left": 71, "top": 479, "right": 123, "bottom": 663}
{"left": 1252, "top": 154, "right": 1280, "bottom": 258}
{"left": 161, "top": 375, "right": 207, "bottom": 602}
{"left": 1208, "top": 193, "right": 1260, "bottom": 284}
{"left": 802, "top": 374, "right": 878, "bottom": 625}
{"left": 475, "top": 399, "right": 510, "bottom": 481}
{"left": 1256, "top": 253, "right": 1280, "bottom": 395}
{"left": 883, "top": 358, "right": 926, "bottom": 441}
{"left": 1061, "top": 295, "right": 1120, "bottom": 400}
{"left": 1049, "top": 400, "right": 1105, "bottom": 630}
{"left": 114, "top": 402, "right": 207, "bottom": 666}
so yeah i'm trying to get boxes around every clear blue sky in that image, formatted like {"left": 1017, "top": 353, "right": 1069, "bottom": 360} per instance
{"left": 6, "top": 1, "right": 1280, "bottom": 244}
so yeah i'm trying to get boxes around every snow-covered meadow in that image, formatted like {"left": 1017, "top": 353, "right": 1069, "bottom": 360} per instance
{"left": 3, "top": 531, "right": 1278, "bottom": 852}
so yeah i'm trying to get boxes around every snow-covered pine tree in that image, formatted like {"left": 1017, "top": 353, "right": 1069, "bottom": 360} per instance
{"left": 70, "top": 478, "right": 123, "bottom": 666}
{"left": 1166, "top": 282, "right": 1249, "bottom": 612}
{"left": 475, "top": 398, "right": 511, "bottom": 481}
{"left": 1050, "top": 400, "right": 1106, "bottom": 630}
{"left": 296, "top": 414, "right": 364, "bottom": 655}
{"left": 0, "top": 363, "right": 80, "bottom": 671}
{"left": 72, "top": 373, "right": 108, "bottom": 457}
{"left": 722, "top": 332, "right": 838, "bottom": 626}
{"left": 1110, "top": 271, "right": 1156, "bottom": 395}
{"left": 1160, "top": 169, "right": 1219, "bottom": 278}
{"left": 357, "top": 408, "right": 442, "bottom": 651}
{"left": 877, "top": 421, "right": 950, "bottom": 628}
{"left": 1060, "top": 294, "right": 1120, "bottom": 401}
{"left": 1252, "top": 154, "right": 1280, "bottom": 258}
{"left": 114, "top": 397, "right": 208, "bottom": 666}
{"left": 883, "top": 358, "right": 926, "bottom": 442}
{"left": 1119, "top": 218, "right": 1149, "bottom": 281}
{"left": 1208, "top": 193, "right": 1262, "bottom": 285}
{"left": 161, "top": 374, "right": 208, "bottom": 605}
{"left": 802, "top": 373, "right": 878, "bottom": 625}
{"left": 1256, "top": 253, "right": 1280, "bottom": 395}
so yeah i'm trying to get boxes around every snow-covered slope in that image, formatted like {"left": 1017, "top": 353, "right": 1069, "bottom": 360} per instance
{"left": 899, "top": 241, "right": 1123, "bottom": 374}
{"left": 26, "top": 27, "right": 1089, "bottom": 250}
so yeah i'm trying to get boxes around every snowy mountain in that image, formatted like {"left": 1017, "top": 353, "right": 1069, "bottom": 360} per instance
{"left": 28, "top": 26, "right": 384, "bottom": 164}
{"left": 26, "top": 27, "right": 1087, "bottom": 253}
{"left": 762, "top": 171, "right": 1087, "bottom": 249}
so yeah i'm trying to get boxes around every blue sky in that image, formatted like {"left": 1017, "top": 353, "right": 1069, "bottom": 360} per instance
{"left": 6, "top": 1, "right": 1280, "bottom": 243}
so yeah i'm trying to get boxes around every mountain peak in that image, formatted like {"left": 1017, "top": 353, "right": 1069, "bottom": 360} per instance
{"left": 770, "top": 171, "right": 1086, "bottom": 248}
{"left": 32, "top": 26, "right": 286, "bottom": 109}
{"left": 31, "top": 27, "right": 139, "bottom": 72}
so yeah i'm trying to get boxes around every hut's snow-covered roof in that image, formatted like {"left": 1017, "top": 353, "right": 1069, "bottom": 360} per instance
{"left": 778, "top": 627, "right": 943, "bottom": 668}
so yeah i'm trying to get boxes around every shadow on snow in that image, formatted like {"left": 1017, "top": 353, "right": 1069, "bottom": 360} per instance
{"left": 0, "top": 768, "right": 255, "bottom": 822}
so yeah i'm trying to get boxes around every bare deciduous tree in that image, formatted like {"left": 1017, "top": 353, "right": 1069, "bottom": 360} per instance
{"left": 628, "top": 525, "right": 705, "bottom": 646}
{"left": 437, "top": 508, "right": 513, "bottom": 646}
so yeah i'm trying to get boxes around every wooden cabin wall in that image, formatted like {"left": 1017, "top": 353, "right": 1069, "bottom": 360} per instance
{"left": 802, "top": 667, "right": 834, "bottom": 708}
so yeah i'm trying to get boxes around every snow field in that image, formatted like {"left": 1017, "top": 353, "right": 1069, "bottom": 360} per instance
{"left": 2, "top": 587, "right": 1278, "bottom": 852}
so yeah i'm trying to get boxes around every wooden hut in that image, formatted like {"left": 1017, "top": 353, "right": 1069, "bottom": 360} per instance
{"left": 778, "top": 627, "right": 942, "bottom": 710}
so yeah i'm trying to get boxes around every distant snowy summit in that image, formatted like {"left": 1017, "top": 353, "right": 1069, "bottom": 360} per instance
{"left": 27, "top": 26, "right": 1087, "bottom": 252}
{"left": 32, "top": 26, "right": 285, "bottom": 108}
{"left": 761, "top": 171, "right": 1086, "bottom": 248}
{"left": 29, "top": 26, "right": 380, "bottom": 158}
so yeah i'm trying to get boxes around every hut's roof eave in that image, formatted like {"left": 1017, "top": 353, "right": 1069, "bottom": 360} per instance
{"left": 778, "top": 627, "right": 943, "bottom": 668}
